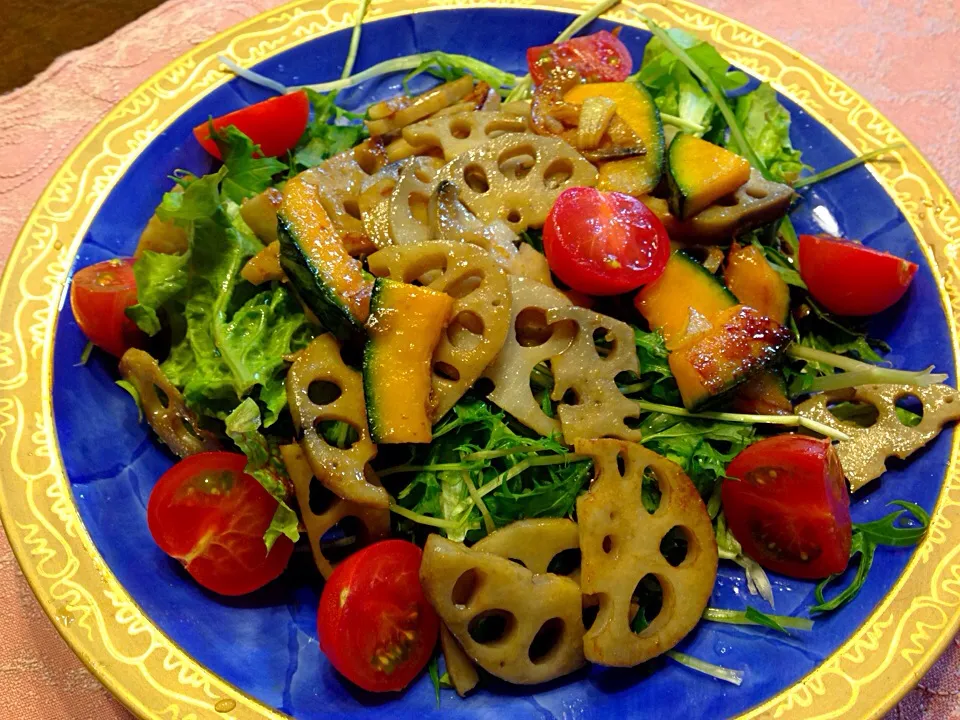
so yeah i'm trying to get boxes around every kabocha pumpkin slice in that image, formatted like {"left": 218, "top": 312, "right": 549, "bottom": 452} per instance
{"left": 440, "top": 624, "right": 480, "bottom": 697}
{"left": 724, "top": 242, "right": 790, "bottom": 323}
{"left": 363, "top": 278, "right": 454, "bottom": 443}
{"left": 280, "top": 443, "right": 390, "bottom": 578}
{"left": 368, "top": 242, "right": 512, "bottom": 421}
{"left": 287, "top": 334, "right": 386, "bottom": 508}
{"left": 669, "top": 305, "right": 792, "bottom": 410}
{"left": 667, "top": 134, "right": 751, "bottom": 220}
{"left": 435, "top": 134, "right": 598, "bottom": 233}
{"left": 732, "top": 370, "right": 792, "bottom": 416}
{"left": 634, "top": 250, "right": 737, "bottom": 349}
{"left": 483, "top": 276, "right": 576, "bottom": 437}
{"left": 278, "top": 175, "right": 372, "bottom": 345}
{"left": 546, "top": 306, "right": 641, "bottom": 444}
{"left": 795, "top": 384, "right": 960, "bottom": 491}
{"left": 240, "top": 241, "right": 284, "bottom": 285}
{"left": 473, "top": 518, "right": 581, "bottom": 578}
{"left": 402, "top": 110, "right": 531, "bottom": 161}
{"left": 419, "top": 535, "right": 586, "bottom": 684}
{"left": 564, "top": 82, "right": 664, "bottom": 194}
{"left": 119, "top": 349, "right": 220, "bottom": 458}
{"left": 575, "top": 439, "right": 717, "bottom": 667}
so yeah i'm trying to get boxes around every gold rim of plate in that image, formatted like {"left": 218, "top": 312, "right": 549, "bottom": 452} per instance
{"left": 1, "top": 0, "right": 958, "bottom": 717}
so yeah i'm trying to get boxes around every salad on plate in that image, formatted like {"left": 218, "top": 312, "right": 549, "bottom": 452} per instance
{"left": 68, "top": 0, "right": 956, "bottom": 698}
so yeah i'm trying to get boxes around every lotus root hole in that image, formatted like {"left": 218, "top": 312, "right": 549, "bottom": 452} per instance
{"left": 433, "top": 361, "right": 462, "bottom": 382}
{"left": 445, "top": 270, "right": 485, "bottom": 299}
{"left": 592, "top": 327, "right": 612, "bottom": 356}
{"left": 660, "top": 526, "right": 693, "bottom": 567}
{"left": 642, "top": 467, "right": 663, "bottom": 514}
{"left": 498, "top": 145, "right": 536, "bottom": 180}
{"left": 506, "top": 209, "right": 523, "bottom": 224}
{"left": 715, "top": 193, "right": 740, "bottom": 207}
{"left": 467, "top": 609, "right": 517, "bottom": 645}
{"left": 582, "top": 594, "right": 602, "bottom": 630}
{"left": 409, "top": 192, "right": 431, "bottom": 225}
{"left": 343, "top": 198, "right": 362, "bottom": 220}
{"left": 546, "top": 548, "right": 581, "bottom": 576}
{"left": 827, "top": 399, "right": 878, "bottom": 427}
{"left": 313, "top": 419, "right": 361, "bottom": 450}
{"left": 308, "top": 380, "right": 342, "bottom": 406}
{"left": 463, "top": 164, "right": 490, "bottom": 193}
{"left": 319, "top": 515, "right": 367, "bottom": 565}
{"left": 528, "top": 617, "right": 566, "bottom": 664}
{"left": 745, "top": 185, "right": 768, "bottom": 200}
{"left": 629, "top": 574, "right": 664, "bottom": 634}
{"left": 450, "top": 118, "right": 473, "bottom": 139}
{"left": 308, "top": 477, "right": 338, "bottom": 517}
{"left": 561, "top": 388, "right": 580, "bottom": 406}
{"left": 602, "top": 535, "right": 615, "bottom": 555}
{"left": 543, "top": 158, "right": 574, "bottom": 189}
{"left": 446, "top": 311, "right": 485, "bottom": 350}
{"left": 616, "top": 451, "right": 628, "bottom": 477}
{"left": 895, "top": 394, "right": 924, "bottom": 425}
{"left": 451, "top": 568, "right": 482, "bottom": 608}
{"left": 515, "top": 307, "right": 553, "bottom": 347}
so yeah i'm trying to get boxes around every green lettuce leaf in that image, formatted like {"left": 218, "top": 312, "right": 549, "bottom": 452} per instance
{"left": 126, "top": 249, "right": 190, "bottom": 335}
{"left": 213, "top": 125, "right": 287, "bottom": 205}
{"left": 156, "top": 168, "right": 226, "bottom": 224}
{"left": 293, "top": 90, "right": 368, "bottom": 170}
{"left": 727, "top": 83, "right": 805, "bottom": 184}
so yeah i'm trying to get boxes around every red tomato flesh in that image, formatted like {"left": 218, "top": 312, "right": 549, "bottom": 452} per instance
{"left": 318, "top": 540, "right": 439, "bottom": 693}
{"left": 798, "top": 234, "right": 917, "bottom": 316}
{"left": 147, "top": 452, "right": 294, "bottom": 596}
{"left": 70, "top": 258, "right": 145, "bottom": 358}
{"left": 722, "top": 435, "right": 851, "bottom": 579}
{"left": 543, "top": 187, "right": 670, "bottom": 295}
{"left": 527, "top": 31, "right": 633, "bottom": 86}
{"left": 193, "top": 90, "right": 310, "bottom": 160}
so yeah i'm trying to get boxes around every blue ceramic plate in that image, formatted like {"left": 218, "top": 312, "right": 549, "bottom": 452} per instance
{"left": 3, "top": 2, "right": 960, "bottom": 719}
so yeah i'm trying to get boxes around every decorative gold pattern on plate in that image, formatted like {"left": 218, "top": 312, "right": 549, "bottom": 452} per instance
{"left": 0, "top": 0, "right": 957, "bottom": 718}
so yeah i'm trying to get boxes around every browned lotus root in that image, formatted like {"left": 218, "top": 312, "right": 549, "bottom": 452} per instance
{"left": 440, "top": 624, "right": 479, "bottom": 697}
{"left": 358, "top": 162, "right": 403, "bottom": 248}
{"left": 402, "top": 111, "right": 531, "bottom": 161}
{"left": 420, "top": 535, "right": 586, "bottom": 684}
{"left": 286, "top": 334, "right": 386, "bottom": 508}
{"left": 643, "top": 169, "right": 794, "bottom": 244}
{"left": 435, "top": 134, "right": 597, "bottom": 232}
{"left": 430, "top": 180, "right": 519, "bottom": 264}
{"left": 118, "top": 349, "right": 220, "bottom": 458}
{"left": 280, "top": 443, "right": 390, "bottom": 578}
{"left": 389, "top": 157, "right": 444, "bottom": 246}
{"left": 367, "top": 76, "right": 475, "bottom": 136}
{"left": 547, "top": 307, "right": 641, "bottom": 444}
{"left": 575, "top": 439, "right": 718, "bottom": 667}
{"left": 368, "top": 241, "right": 511, "bottom": 420}
{"left": 301, "top": 149, "right": 380, "bottom": 256}
{"left": 483, "top": 277, "right": 576, "bottom": 437}
{"left": 474, "top": 518, "right": 580, "bottom": 579}
{"left": 795, "top": 383, "right": 960, "bottom": 491}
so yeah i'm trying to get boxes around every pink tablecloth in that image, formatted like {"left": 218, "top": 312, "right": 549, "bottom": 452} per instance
{"left": 0, "top": 0, "right": 957, "bottom": 717}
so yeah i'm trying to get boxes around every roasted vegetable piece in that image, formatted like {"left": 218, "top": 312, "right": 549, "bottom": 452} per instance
{"left": 239, "top": 187, "right": 283, "bottom": 244}
{"left": 389, "top": 156, "right": 444, "bottom": 246}
{"left": 724, "top": 242, "right": 790, "bottom": 323}
{"left": 118, "top": 349, "right": 220, "bottom": 458}
{"left": 474, "top": 518, "right": 581, "bottom": 578}
{"left": 667, "top": 134, "right": 751, "bottom": 220}
{"left": 280, "top": 443, "right": 390, "bottom": 578}
{"left": 367, "top": 76, "right": 475, "bottom": 136}
{"left": 277, "top": 174, "right": 372, "bottom": 345}
{"left": 640, "top": 169, "right": 794, "bottom": 243}
{"left": 634, "top": 250, "right": 736, "bottom": 349}
{"left": 368, "top": 242, "right": 512, "bottom": 421}
{"left": 363, "top": 278, "right": 453, "bottom": 443}
{"left": 795, "top": 384, "right": 960, "bottom": 491}
{"left": 732, "top": 370, "right": 792, "bottom": 416}
{"left": 440, "top": 624, "right": 479, "bottom": 697}
{"left": 419, "top": 534, "right": 586, "bottom": 684}
{"left": 547, "top": 306, "right": 641, "bottom": 444}
{"left": 430, "top": 181, "right": 519, "bottom": 264}
{"left": 287, "top": 334, "right": 386, "bottom": 508}
{"left": 576, "top": 439, "right": 717, "bottom": 667}
{"left": 240, "top": 241, "right": 284, "bottom": 285}
{"left": 564, "top": 82, "right": 664, "bottom": 196}
{"left": 484, "top": 277, "right": 576, "bottom": 436}
{"left": 669, "top": 305, "right": 793, "bottom": 410}
{"left": 135, "top": 214, "right": 188, "bottom": 257}
{"left": 402, "top": 110, "right": 531, "bottom": 161}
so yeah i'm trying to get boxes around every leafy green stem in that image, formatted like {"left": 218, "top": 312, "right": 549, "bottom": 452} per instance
{"left": 703, "top": 607, "right": 813, "bottom": 632}
{"left": 660, "top": 112, "right": 707, "bottom": 134}
{"left": 788, "top": 345, "right": 947, "bottom": 390}
{"left": 342, "top": 0, "right": 372, "bottom": 80}
{"left": 793, "top": 143, "right": 905, "bottom": 189}
{"left": 666, "top": 651, "right": 743, "bottom": 685}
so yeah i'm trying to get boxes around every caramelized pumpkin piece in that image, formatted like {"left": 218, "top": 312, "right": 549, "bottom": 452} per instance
{"left": 240, "top": 241, "right": 284, "bottom": 285}
{"left": 667, "top": 134, "right": 751, "bottom": 219}
{"left": 287, "top": 334, "right": 386, "bottom": 508}
{"left": 363, "top": 278, "right": 453, "bottom": 443}
{"left": 724, "top": 242, "right": 790, "bottom": 323}
{"left": 280, "top": 443, "right": 390, "bottom": 578}
{"left": 576, "top": 439, "right": 717, "bottom": 667}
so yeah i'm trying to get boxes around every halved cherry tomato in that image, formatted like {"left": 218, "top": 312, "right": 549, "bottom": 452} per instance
{"left": 527, "top": 30, "right": 633, "bottom": 86}
{"left": 147, "top": 451, "right": 294, "bottom": 596}
{"left": 798, "top": 234, "right": 918, "bottom": 316}
{"left": 193, "top": 90, "right": 310, "bottom": 160}
{"left": 543, "top": 187, "right": 670, "bottom": 295}
{"left": 318, "top": 540, "right": 439, "bottom": 693}
{"left": 722, "top": 435, "right": 851, "bottom": 580}
{"left": 70, "top": 258, "right": 145, "bottom": 358}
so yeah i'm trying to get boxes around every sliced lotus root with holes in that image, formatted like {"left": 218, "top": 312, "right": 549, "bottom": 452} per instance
{"left": 440, "top": 624, "right": 479, "bottom": 697}
{"left": 402, "top": 111, "right": 531, "bottom": 161}
{"left": 286, "top": 334, "right": 386, "bottom": 508}
{"left": 301, "top": 149, "right": 380, "bottom": 256}
{"left": 474, "top": 518, "right": 580, "bottom": 580}
{"left": 280, "top": 443, "right": 390, "bottom": 578}
{"left": 430, "top": 180, "right": 519, "bottom": 266}
{"left": 119, "top": 349, "right": 220, "bottom": 458}
{"left": 368, "top": 241, "right": 511, "bottom": 420}
{"left": 484, "top": 276, "right": 576, "bottom": 437}
{"left": 358, "top": 161, "right": 403, "bottom": 248}
{"left": 389, "top": 157, "right": 444, "bottom": 246}
{"left": 546, "top": 307, "right": 641, "bottom": 444}
{"left": 420, "top": 534, "right": 586, "bottom": 684}
{"left": 795, "top": 384, "right": 960, "bottom": 492}
{"left": 575, "top": 439, "right": 717, "bottom": 667}
{"left": 435, "top": 134, "right": 597, "bottom": 232}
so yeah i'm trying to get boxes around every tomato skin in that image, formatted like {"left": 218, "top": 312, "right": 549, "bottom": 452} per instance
{"left": 193, "top": 90, "right": 310, "bottom": 160}
{"left": 318, "top": 540, "right": 439, "bottom": 693}
{"left": 722, "top": 435, "right": 851, "bottom": 579}
{"left": 70, "top": 258, "right": 145, "bottom": 358}
{"left": 147, "top": 452, "right": 293, "bottom": 596}
{"left": 798, "top": 234, "right": 918, "bottom": 316}
{"left": 527, "top": 31, "right": 633, "bottom": 86}
{"left": 543, "top": 187, "right": 670, "bottom": 295}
